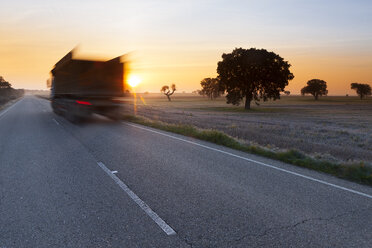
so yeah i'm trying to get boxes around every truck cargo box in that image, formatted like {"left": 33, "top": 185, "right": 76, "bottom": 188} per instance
{"left": 50, "top": 49, "right": 128, "bottom": 122}
{"left": 51, "top": 51, "right": 125, "bottom": 97}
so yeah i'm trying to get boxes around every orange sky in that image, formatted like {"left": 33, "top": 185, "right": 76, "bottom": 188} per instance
{"left": 1, "top": 1, "right": 371, "bottom": 95}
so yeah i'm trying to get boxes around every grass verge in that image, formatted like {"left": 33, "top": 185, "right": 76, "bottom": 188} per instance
{"left": 122, "top": 114, "right": 372, "bottom": 186}
{"left": 0, "top": 97, "right": 23, "bottom": 112}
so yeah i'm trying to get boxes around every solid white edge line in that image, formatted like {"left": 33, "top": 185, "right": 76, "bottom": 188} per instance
{"left": 124, "top": 122, "right": 372, "bottom": 200}
{"left": 0, "top": 98, "right": 23, "bottom": 119}
{"left": 53, "top": 118, "right": 60, "bottom": 125}
{"left": 97, "top": 162, "right": 177, "bottom": 236}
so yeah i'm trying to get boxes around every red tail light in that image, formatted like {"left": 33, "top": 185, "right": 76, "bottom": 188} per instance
{"left": 76, "top": 100, "right": 92, "bottom": 105}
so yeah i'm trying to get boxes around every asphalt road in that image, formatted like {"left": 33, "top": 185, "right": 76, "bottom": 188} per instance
{"left": 1, "top": 96, "right": 371, "bottom": 247}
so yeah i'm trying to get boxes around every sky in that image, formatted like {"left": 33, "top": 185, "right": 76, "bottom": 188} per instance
{"left": 0, "top": 0, "right": 371, "bottom": 95}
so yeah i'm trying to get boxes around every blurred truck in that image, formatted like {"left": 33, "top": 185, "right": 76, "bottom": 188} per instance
{"left": 50, "top": 50, "right": 126, "bottom": 122}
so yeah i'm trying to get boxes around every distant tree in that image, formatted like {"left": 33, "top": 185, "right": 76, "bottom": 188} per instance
{"left": 0, "top": 76, "right": 24, "bottom": 103}
{"left": 350, "top": 83, "right": 371, "bottom": 100}
{"left": 301, "top": 79, "right": 328, "bottom": 100}
{"left": 161, "top": 84, "right": 176, "bottom": 101}
{"left": 0, "top": 76, "right": 12, "bottom": 89}
{"left": 200, "top": 77, "right": 224, "bottom": 100}
{"left": 217, "top": 48, "right": 294, "bottom": 109}
{"left": 284, "top": 90, "right": 290, "bottom": 96}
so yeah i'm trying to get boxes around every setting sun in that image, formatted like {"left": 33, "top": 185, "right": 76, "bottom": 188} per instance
{"left": 127, "top": 75, "right": 142, "bottom": 88}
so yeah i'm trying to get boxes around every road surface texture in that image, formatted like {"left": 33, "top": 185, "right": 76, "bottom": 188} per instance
{"left": 1, "top": 96, "right": 371, "bottom": 247}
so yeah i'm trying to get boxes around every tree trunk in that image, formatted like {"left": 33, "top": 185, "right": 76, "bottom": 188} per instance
{"left": 167, "top": 94, "right": 171, "bottom": 101}
{"left": 360, "top": 94, "right": 363, "bottom": 100}
{"left": 245, "top": 97, "right": 251, "bottom": 110}
{"left": 314, "top": 94, "right": 318, "bottom": 100}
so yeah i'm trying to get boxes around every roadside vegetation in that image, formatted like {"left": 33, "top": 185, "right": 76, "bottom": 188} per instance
{"left": 122, "top": 112, "right": 372, "bottom": 186}
{"left": 124, "top": 95, "right": 372, "bottom": 160}
{"left": 0, "top": 76, "right": 24, "bottom": 107}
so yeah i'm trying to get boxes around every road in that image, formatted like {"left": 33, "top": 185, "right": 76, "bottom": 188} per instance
{"left": 1, "top": 96, "right": 371, "bottom": 247}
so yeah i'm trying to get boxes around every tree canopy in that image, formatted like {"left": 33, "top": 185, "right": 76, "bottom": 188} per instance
{"left": 217, "top": 48, "right": 294, "bottom": 109}
{"left": 0, "top": 76, "right": 24, "bottom": 104}
{"left": 301, "top": 79, "right": 328, "bottom": 100}
{"left": 351, "top": 83, "right": 371, "bottom": 99}
{"left": 200, "top": 78, "right": 223, "bottom": 100}
{"left": 0, "top": 76, "right": 12, "bottom": 89}
{"left": 161, "top": 84, "right": 176, "bottom": 101}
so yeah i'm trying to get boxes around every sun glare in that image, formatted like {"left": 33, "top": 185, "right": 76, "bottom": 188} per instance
{"left": 128, "top": 75, "right": 142, "bottom": 88}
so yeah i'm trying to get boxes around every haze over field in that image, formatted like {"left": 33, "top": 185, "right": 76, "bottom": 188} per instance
{"left": 1, "top": 0, "right": 371, "bottom": 94}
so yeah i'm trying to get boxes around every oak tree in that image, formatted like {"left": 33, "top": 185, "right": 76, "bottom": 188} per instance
{"left": 301, "top": 79, "right": 328, "bottom": 100}
{"left": 217, "top": 48, "right": 294, "bottom": 109}
{"left": 351, "top": 83, "right": 371, "bottom": 99}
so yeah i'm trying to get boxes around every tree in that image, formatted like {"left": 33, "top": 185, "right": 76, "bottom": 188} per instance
{"left": 217, "top": 48, "right": 294, "bottom": 109}
{"left": 0, "top": 76, "right": 12, "bottom": 89}
{"left": 161, "top": 84, "right": 176, "bottom": 101}
{"left": 284, "top": 90, "right": 290, "bottom": 96}
{"left": 301, "top": 79, "right": 328, "bottom": 100}
{"left": 200, "top": 77, "right": 224, "bottom": 100}
{"left": 0, "top": 76, "right": 24, "bottom": 104}
{"left": 351, "top": 83, "right": 371, "bottom": 99}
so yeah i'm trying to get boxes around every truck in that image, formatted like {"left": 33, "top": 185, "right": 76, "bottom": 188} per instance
{"left": 50, "top": 50, "right": 127, "bottom": 122}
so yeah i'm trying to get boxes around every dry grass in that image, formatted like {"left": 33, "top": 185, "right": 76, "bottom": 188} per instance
{"left": 121, "top": 94, "right": 372, "bottom": 165}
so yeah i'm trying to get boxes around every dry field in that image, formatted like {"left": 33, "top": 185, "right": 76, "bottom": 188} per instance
{"left": 122, "top": 94, "right": 372, "bottom": 164}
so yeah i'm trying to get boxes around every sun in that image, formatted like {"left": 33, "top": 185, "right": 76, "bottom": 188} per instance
{"left": 128, "top": 75, "right": 142, "bottom": 88}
